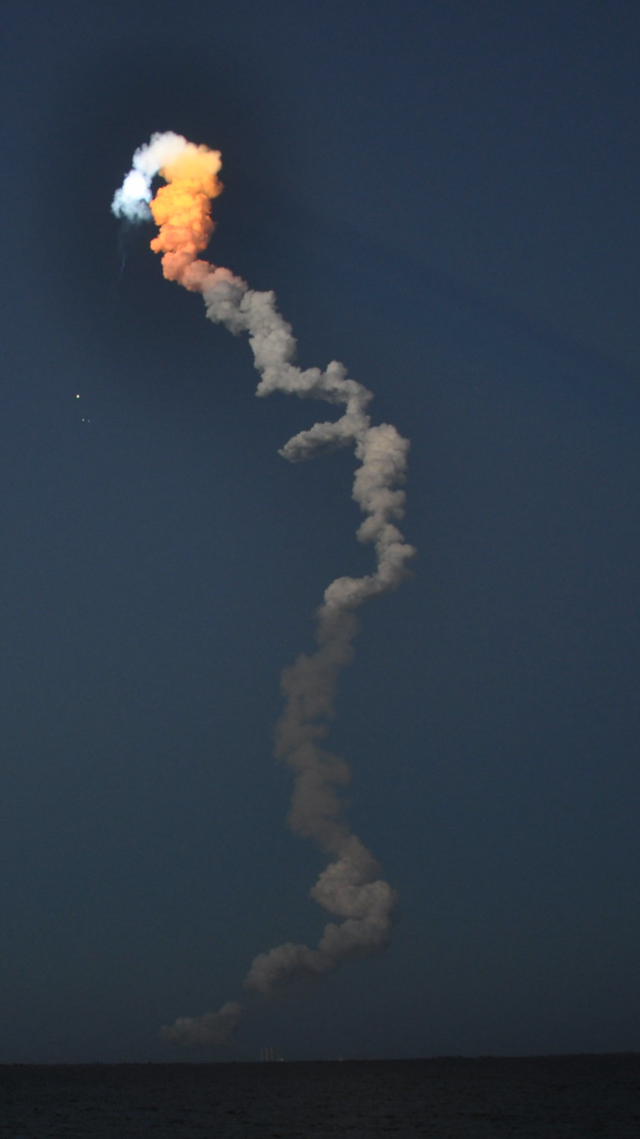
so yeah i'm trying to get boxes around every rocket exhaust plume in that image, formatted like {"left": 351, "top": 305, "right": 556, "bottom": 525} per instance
{"left": 112, "top": 133, "right": 416, "bottom": 1045}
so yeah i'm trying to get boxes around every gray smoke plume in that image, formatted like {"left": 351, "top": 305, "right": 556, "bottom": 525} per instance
{"left": 112, "top": 138, "right": 415, "bottom": 1047}
{"left": 161, "top": 268, "right": 415, "bottom": 1045}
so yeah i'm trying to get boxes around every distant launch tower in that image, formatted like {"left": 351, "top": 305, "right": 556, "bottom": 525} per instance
{"left": 260, "top": 1047, "right": 282, "bottom": 1062}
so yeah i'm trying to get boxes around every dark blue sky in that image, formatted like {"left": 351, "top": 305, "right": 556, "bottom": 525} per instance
{"left": 1, "top": 0, "right": 639, "bottom": 1062}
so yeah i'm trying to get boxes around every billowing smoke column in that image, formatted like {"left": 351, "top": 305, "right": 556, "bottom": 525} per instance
{"left": 112, "top": 133, "right": 416, "bottom": 1045}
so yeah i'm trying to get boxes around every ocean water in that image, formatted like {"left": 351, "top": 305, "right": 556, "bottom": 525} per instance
{"left": 1, "top": 1054, "right": 638, "bottom": 1138}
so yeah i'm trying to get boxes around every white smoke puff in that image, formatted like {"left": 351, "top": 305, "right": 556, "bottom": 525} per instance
{"left": 111, "top": 170, "right": 153, "bottom": 221}
{"left": 111, "top": 131, "right": 190, "bottom": 221}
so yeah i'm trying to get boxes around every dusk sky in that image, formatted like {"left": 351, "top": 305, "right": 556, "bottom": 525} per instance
{"left": 2, "top": 0, "right": 640, "bottom": 1063}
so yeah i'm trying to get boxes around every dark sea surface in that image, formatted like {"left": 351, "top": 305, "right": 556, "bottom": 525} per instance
{"left": 1, "top": 1055, "right": 638, "bottom": 1138}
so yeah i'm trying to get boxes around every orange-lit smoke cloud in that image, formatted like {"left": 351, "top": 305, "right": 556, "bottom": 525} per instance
{"left": 150, "top": 143, "right": 223, "bottom": 284}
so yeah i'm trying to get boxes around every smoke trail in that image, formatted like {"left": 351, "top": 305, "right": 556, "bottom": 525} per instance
{"left": 112, "top": 134, "right": 415, "bottom": 1045}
